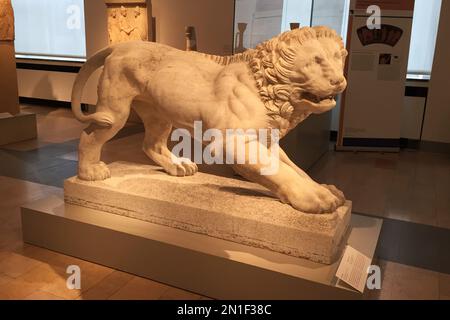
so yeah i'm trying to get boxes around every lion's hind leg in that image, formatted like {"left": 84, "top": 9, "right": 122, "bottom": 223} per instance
{"left": 78, "top": 101, "right": 131, "bottom": 181}
{"left": 134, "top": 107, "right": 198, "bottom": 177}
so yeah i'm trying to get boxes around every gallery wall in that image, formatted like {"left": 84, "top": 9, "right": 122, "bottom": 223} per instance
{"left": 152, "top": 0, "right": 234, "bottom": 55}
{"left": 422, "top": 0, "right": 450, "bottom": 144}
{"left": 16, "top": 0, "right": 234, "bottom": 105}
{"left": 234, "top": 0, "right": 284, "bottom": 50}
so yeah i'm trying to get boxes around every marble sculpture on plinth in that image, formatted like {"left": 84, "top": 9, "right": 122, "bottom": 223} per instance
{"left": 71, "top": 26, "right": 348, "bottom": 215}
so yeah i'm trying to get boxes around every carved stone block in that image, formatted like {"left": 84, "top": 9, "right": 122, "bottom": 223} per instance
{"left": 64, "top": 162, "right": 352, "bottom": 264}
{"left": 104, "top": 0, "right": 149, "bottom": 44}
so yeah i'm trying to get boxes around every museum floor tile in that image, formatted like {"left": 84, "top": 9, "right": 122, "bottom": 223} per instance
{"left": 0, "top": 105, "right": 449, "bottom": 300}
{"left": 0, "top": 177, "right": 206, "bottom": 300}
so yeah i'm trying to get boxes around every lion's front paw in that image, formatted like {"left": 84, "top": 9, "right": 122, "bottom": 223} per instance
{"left": 165, "top": 158, "right": 198, "bottom": 177}
{"left": 78, "top": 161, "right": 111, "bottom": 181}
{"left": 322, "top": 184, "right": 346, "bottom": 205}
{"left": 280, "top": 181, "right": 342, "bottom": 214}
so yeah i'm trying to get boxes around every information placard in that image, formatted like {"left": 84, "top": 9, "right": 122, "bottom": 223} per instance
{"left": 336, "top": 245, "right": 372, "bottom": 293}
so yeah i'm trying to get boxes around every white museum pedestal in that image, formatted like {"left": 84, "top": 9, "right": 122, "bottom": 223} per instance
{"left": 0, "top": 112, "right": 37, "bottom": 146}
{"left": 21, "top": 194, "right": 382, "bottom": 300}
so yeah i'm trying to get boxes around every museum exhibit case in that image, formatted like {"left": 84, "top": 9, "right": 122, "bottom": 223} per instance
{"left": 338, "top": 0, "right": 443, "bottom": 151}
{"left": 338, "top": 1, "right": 415, "bottom": 151}
{"left": 0, "top": 0, "right": 447, "bottom": 306}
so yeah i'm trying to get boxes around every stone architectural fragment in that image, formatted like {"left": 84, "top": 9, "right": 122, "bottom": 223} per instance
{"left": 105, "top": 0, "right": 149, "bottom": 44}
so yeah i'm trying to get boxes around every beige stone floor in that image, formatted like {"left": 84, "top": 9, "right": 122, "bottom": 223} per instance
{"left": 309, "top": 149, "right": 450, "bottom": 229}
{"left": 3, "top": 105, "right": 87, "bottom": 152}
{"left": 0, "top": 176, "right": 206, "bottom": 300}
{"left": 0, "top": 105, "right": 449, "bottom": 300}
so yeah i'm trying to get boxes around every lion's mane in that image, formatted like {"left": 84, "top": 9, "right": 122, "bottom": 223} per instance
{"left": 204, "top": 26, "right": 345, "bottom": 135}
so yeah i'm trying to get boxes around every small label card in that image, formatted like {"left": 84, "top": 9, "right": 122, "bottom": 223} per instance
{"left": 336, "top": 245, "right": 372, "bottom": 293}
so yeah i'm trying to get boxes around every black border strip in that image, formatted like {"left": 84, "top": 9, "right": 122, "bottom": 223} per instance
{"left": 343, "top": 138, "right": 400, "bottom": 148}
{"left": 19, "top": 97, "right": 89, "bottom": 112}
{"left": 16, "top": 62, "right": 81, "bottom": 73}
{"left": 399, "top": 138, "right": 420, "bottom": 149}
{"left": 20, "top": 97, "right": 71, "bottom": 108}
{"left": 405, "top": 86, "right": 428, "bottom": 97}
{"left": 339, "top": 136, "right": 449, "bottom": 154}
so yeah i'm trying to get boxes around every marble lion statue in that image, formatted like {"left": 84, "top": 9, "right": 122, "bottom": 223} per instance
{"left": 71, "top": 26, "right": 348, "bottom": 214}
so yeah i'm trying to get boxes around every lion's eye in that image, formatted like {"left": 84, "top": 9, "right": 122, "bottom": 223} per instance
{"left": 315, "top": 56, "right": 324, "bottom": 64}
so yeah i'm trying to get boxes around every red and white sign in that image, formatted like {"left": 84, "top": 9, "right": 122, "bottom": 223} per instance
{"left": 355, "top": 0, "right": 415, "bottom": 11}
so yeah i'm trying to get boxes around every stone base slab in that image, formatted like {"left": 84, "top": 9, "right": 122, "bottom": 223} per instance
{"left": 64, "top": 161, "right": 351, "bottom": 264}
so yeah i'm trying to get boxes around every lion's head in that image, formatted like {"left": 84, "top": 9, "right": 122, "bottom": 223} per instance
{"left": 250, "top": 26, "right": 348, "bottom": 133}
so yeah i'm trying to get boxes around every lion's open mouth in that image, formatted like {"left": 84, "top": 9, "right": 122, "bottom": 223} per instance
{"left": 302, "top": 92, "right": 336, "bottom": 104}
{"left": 296, "top": 92, "right": 338, "bottom": 113}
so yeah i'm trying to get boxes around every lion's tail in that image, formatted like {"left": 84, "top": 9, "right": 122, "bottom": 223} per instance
{"left": 71, "top": 47, "right": 114, "bottom": 127}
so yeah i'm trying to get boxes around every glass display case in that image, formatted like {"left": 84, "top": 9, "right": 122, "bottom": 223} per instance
{"left": 233, "top": 0, "right": 351, "bottom": 54}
